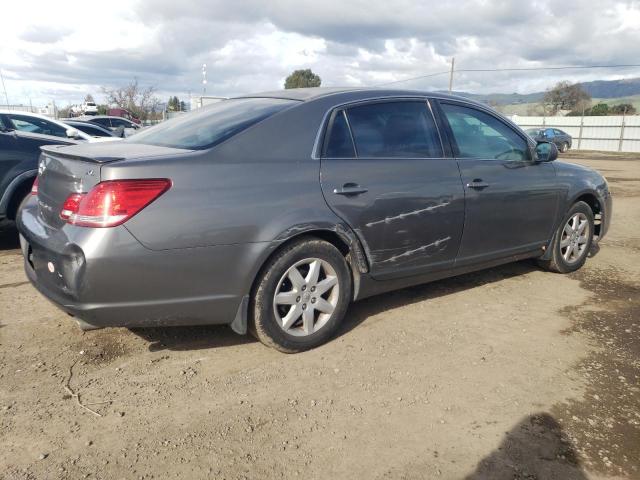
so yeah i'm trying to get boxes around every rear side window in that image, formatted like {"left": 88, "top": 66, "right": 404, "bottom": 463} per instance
{"left": 130, "top": 98, "right": 296, "bottom": 150}
{"left": 323, "top": 110, "right": 355, "bottom": 158}
{"left": 345, "top": 101, "right": 442, "bottom": 158}
{"left": 440, "top": 103, "right": 528, "bottom": 161}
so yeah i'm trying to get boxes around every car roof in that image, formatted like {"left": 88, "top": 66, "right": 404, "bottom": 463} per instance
{"left": 78, "top": 115, "right": 133, "bottom": 120}
{"left": 233, "top": 87, "right": 483, "bottom": 105}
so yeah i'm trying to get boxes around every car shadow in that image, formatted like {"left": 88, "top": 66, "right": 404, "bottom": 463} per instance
{"left": 131, "top": 260, "right": 539, "bottom": 352}
{"left": 464, "top": 413, "right": 588, "bottom": 479}
{"left": 0, "top": 221, "right": 20, "bottom": 250}
{"left": 130, "top": 324, "right": 257, "bottom": 352}
{"left": 337, "top": 260, "right": 539, "bottom": 338}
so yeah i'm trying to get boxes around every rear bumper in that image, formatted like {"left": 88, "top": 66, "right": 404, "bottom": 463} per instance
{"left": 17, "top": 199, "right": 268, "bottom": 330}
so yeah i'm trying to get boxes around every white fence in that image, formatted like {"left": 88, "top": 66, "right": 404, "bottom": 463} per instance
{"left": 510, "top": 114, "right": 640, "bottom": 153}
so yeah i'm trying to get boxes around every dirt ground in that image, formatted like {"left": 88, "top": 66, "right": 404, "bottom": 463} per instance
{"left": 1, "top": 151, "right": 639, "bottom": 480}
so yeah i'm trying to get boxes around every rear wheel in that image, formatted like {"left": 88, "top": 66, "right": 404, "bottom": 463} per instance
{"left": 250, "top": 238, "right": 352, "bottom": 353}
{"left": 538, "top": 201, "right": 594, "bottom": 273}
{"left": 560, "top": 142, "right": 569, "bottom": 153}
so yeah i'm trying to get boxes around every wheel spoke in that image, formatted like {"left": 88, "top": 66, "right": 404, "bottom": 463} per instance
{"left": 305, "top": 260, "right": 321, "bottom": 285}
{"left": 287, "top": 267, "right": 305, "bottom": 290}
{"left": 578, "top": 235, "right": 588, "bottom": 245}
{"left": 275, "top": 292, "right": 298, "bottom": 305}
{"left": 577, "top": 220, "right": 588, "bottom": 235}
{"left": 302, "top": 308, "right": 315, "bottom": 334}
{"left": 282, "top": 304, "right": 303, "bottom": 330}
{"left": 314, "top": 298, "right": 334, "bottom": 314}
{"left": 571, "top": 215, "right": 579, "bottom": 230}
{"left": 563, "top": 223, "right": 573, "bottom": 236}
{"left": 563, "top": 245, "right": 572, "bottom": 261}
{"left": 315, "top": 276, "right": 338, "bottom": 295}
{"left": 560, "top": 237, "right": 571, "bottom": 248}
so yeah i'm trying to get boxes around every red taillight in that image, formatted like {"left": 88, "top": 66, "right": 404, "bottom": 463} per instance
{"left": 59, "top": 179, "right": 171, "bottom": 227}
{"left": 31, "top": 177, "right": 39, "bottom": 195}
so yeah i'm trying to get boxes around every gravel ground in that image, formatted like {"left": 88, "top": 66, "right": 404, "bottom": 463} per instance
{"left": 1, "top": 151, "right": 639, "bottom": 480}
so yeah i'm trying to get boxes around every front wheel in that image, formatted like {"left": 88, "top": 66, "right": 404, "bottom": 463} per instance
{"left": 249, "top": 238, "right": 352, "bottom": 353}
{"left": 538, "top": 201, "right": 594, "bottom": 273}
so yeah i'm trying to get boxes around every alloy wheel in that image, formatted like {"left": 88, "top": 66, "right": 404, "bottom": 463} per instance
{"left": 560, "top": 212, "right": 590, "bottom": 264}
{"left": 273, "top": 258, "right": 340, "bottom": 336}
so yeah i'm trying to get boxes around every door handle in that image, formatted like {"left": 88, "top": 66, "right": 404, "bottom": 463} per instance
{"left": 333, "top": 183, "right": 368, "bottom": 196}
{"left": 466, "top": 179, "right": 489, "bottom": 190}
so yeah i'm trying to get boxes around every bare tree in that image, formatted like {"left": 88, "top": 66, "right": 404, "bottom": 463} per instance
{"left": 84, "top": 94, "right": 95, "bottom": 103}
{"left": 542, "top": 81, "right": 591, "bottom": 115}
{"left": 101, "top": 78, "right": 160, "bottom": 120}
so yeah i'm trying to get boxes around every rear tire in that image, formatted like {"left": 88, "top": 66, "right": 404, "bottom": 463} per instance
{"left": 560, "top": 142, "right": 569, "bottom": 153}
{"left": 249, "top": 238, "right": 352, "bottom": 353}
{"left": 537, "top": 201, "right": 594, "bottom": 273}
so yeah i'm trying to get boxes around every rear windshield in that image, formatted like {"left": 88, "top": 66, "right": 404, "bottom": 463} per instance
{"left": 129, "top": 98, "right": 296, "bottom": 150}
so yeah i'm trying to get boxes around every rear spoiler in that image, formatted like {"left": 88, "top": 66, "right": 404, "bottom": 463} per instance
{"left": 40, "top": 145, "right": 125, "bottom": 164}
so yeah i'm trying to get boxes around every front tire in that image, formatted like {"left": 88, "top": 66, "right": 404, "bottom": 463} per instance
{"left": 538, "top": 201, "right": 594, "bottom": 273}
{"left": 249, "top": 238, "right": 352, "bottom": 353}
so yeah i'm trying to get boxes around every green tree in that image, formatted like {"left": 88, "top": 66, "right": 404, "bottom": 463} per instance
{"left": 610, "top": 103, "right": 636, "bottom": 115}
{"left": 588, "top": 103, "right": 610, "bottom": 116}
{"left": 542, "top": 81, "right": 591, "bottom": 115}
{"left": 284, "top": 69, "right": 321, "bottom": 89}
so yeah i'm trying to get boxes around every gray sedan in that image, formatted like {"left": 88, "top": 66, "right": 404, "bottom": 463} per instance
{"left": 17, "top": 88, "right": 612, "bottom": 352}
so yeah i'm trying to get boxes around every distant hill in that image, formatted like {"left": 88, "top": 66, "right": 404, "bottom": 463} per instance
{"left": 450, "top": 77, "right": 640, "bottom": 106}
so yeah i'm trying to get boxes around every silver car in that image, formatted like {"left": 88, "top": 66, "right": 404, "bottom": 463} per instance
{"left": 17, "top": 88, "right": 612, "bottom": 352}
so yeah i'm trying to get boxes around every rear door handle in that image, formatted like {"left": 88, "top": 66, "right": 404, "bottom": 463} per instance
{"left": 466, "top": 179, "right": 489, "bottom": 190}
{"left": 333, "top": 183, "right": 368, "bottom": 196}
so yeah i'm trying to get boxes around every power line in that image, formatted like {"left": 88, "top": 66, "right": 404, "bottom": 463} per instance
{"left": 376, "top": 63, "right": 640, "bottom": 87}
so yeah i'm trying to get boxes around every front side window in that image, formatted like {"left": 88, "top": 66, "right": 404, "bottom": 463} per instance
{"left": 8, "top": 114, "right": 67, "bottom": 138}
{"left": 130, "top": 98, "right": 296, "bottom": 150}
{"left": 440, "top": 103, "right": 528, "bottom": 161}
{"left": 344, "top": 101, "right": 442, "bottom": 158}
{"left": 91, "top": 118, "right": 112, "bottom": 128}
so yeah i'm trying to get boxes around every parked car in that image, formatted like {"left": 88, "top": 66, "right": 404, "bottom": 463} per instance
{"left": 82, "top": 102, "right": 98, "bottom": 115}
{"left": 17, "top": 89, "right": 612, "bottom": 352}
{"left": 62, "top": 119, "right": 121, "bottom": 138}
{"left": 83, "top": 115, "right": 141, "bottom": 137}
{"left": 107, "top": 108, "right": 141, "bottom": 125}
{"left": 526, "top": 128, "right": 572, "bottom": 153}
{"left": 0, "top": 110, "right": 117, "bottom": 221}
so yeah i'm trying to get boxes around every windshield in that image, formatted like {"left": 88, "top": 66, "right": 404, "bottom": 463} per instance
{"left": 129, "top": 98, "right": 297, "bottom": 150}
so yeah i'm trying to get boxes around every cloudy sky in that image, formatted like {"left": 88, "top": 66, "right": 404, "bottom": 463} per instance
{"left": 2, "top": 0, "right": 640, "bottom": 107}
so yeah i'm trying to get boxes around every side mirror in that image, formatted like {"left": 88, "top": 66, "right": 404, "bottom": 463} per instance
{"left": 66, "top": 128, "right": 80, "bottom": 139}
{"left": 535, "top": 141, "right": 558, "bottom": 162}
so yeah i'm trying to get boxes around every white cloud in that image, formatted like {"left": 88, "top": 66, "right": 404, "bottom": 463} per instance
{"left": 1, "top": 0, "right": 639, "bottom": 107}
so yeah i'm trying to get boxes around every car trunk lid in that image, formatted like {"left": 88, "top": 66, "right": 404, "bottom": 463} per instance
{"left": 36, "top": 143, "right": 188, "bottom": 228}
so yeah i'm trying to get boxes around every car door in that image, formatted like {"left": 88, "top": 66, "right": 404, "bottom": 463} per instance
{"left": 436, "top": 100, "right": 560, "bottom": 266}
{"left": 320, "top": 99, "right": 465, "bottom": 280}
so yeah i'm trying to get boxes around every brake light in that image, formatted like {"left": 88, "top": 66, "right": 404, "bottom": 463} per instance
{"left": 59, "top": 179, "right": 171, "bottom": 227}
{"left": 31, "top": 177, "right": 39, "bottom": 195}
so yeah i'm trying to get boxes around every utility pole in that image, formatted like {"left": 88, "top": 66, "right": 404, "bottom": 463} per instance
{"left": 202, "top": 63, "right": 207, "bottom": 96}
{"left": 0, "top": 69, "right": 9, "bottom": 106}
{"left": 448, "top": 57, "right": 455, "bottom": 93}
